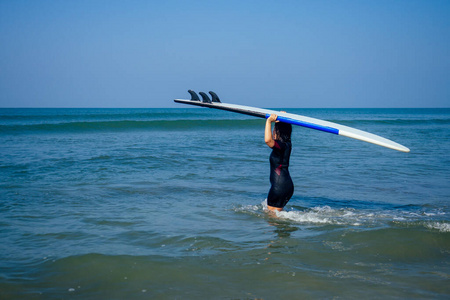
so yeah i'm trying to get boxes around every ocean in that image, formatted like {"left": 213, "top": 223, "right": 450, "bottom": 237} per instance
{"left": 0, "top": 107, "right": 449, "bottom": 299}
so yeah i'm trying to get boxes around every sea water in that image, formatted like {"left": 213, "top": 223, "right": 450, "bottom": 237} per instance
{"left": 0, "top": 107, "right": 449, "bottom": 299}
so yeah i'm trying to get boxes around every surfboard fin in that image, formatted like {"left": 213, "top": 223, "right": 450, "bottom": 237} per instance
{"left": 209, "top": 91, "right": 221, "bottom": 103}
{"left": 188, "top": 90, "right": 200, "bottom": 101}
{"left": 199, "top": 92, "right": 212, "bottom": 103}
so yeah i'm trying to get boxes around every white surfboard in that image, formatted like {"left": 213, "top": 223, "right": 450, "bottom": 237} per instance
{"left": 174, "top": 91, "right": 410, "bottom": 153}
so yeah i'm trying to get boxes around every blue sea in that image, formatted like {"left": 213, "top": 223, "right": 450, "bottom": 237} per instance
{"left": 1, "top": 107, "right": 449, "bottom": 299}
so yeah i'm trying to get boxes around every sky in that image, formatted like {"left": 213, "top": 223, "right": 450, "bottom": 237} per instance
{"left": 0, "top": 0, "right": 449, "bottom": 108}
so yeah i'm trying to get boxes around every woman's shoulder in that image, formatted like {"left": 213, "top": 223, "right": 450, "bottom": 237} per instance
{"left": 273, "top": 140, "right": 291, "bottom": 150}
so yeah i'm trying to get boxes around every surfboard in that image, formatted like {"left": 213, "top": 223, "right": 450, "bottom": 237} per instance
{"left": 174, "top": 90, "right": 410, "bottom": 153}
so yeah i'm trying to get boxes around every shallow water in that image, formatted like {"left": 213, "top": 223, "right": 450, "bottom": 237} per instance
{"left": 1, "top": 108, "right": 449, "bottom": 299}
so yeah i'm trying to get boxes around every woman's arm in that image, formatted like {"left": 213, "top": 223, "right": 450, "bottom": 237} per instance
{"left": 265, "top": 114, "right": 277, "bottom": 148}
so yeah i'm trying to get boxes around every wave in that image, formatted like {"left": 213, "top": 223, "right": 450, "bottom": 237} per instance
{"left": 0, "top": 111, "right": 207, "bottom": 123}
{"left": 1, "top": 107, "right": 448, "bottom": 134}
{"left": 0, "top": 119, "right": 264, "bottom": 134}
{"left": 2, "top": 118, "right": 448, "bottom": 134}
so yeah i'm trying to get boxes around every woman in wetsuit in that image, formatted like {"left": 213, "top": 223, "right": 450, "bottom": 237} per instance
{"left": 265, "top": 114, "right": 294, "bottom": 212}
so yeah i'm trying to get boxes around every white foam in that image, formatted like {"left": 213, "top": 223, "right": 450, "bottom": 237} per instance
{"left": 275, "top": 209, "right": 333, "bottom": 224}
{"left": 234, "top": 202, "right": 263, "bottom": 213}
{"left": 236, "top": 201, "right": 379, "bottom": 226}
{"left": 235, "top": 200, "right": 449, "bottom": 229}
{"left": 425, "top": 222, "right": 450, "bottom": 232}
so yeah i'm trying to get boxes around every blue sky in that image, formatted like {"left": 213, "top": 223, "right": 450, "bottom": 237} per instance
{"left": 0, "top": 0, "right": 449, "bottom": 108}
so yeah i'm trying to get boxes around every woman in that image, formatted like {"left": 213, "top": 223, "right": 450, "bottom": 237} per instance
{"left": 265, "top": 114, "right": 294, "bottom": 212}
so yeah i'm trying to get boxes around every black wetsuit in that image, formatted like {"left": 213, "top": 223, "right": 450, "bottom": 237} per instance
{"left": 267, "top": 140, "right": 294, "bottom": 208}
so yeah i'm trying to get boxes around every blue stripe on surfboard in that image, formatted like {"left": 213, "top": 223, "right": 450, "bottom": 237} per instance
{"left": 265, "top": 114, "right": 340, "bottom": 135}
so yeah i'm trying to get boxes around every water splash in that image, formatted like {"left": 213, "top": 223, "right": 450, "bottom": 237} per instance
{"left": 236, "top": 200, "right": 450, "bottom": 231}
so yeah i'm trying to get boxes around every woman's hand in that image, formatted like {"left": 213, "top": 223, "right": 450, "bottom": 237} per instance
{"left": 267, "top": 114, "right": 278, "bottom": 123}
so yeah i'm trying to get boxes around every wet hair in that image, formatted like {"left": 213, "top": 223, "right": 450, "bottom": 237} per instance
{"left": 274, "top": 122, "right": 292, "bottom": 143}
